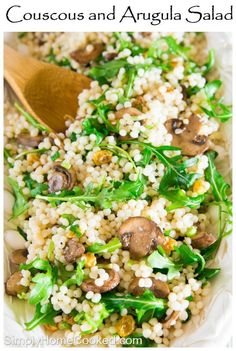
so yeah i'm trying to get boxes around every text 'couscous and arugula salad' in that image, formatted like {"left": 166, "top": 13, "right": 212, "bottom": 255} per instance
{"left": 4, "top": 32, "right": 232, "bottom": 347}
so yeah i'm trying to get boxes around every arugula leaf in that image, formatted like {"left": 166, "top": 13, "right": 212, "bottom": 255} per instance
{"left": 70, "top": 225, "right": 83, "bottom": 238}
{"left": 82, "top": 117, "right": 109, "bottom": 144}
{"left": 74, "top": 303, "right": 111, "bottom": 334}
{"left": 15, "top": 102, "right": 50, "bottom": 132}
{"left": 197, "top": 267, "right": 220, "bottom": 281}
{"left": 8, "top": 177, "right": 29, "bottom": 219}
{"left": 15, "top": 148, "right": 48, "bottom": 160}
{"left": 161, "top": 189, "right": 205, "bottom": 211}
{"left": 20, "top": 258, "right": 57, "bottom": 304}
{"left": 25, "top": 303, "right": 59, "bottom": 331}
{"left": 88, "top": 59, "right": 127, "bottom": 82}
{"left": 176, "top": 244, "right": 205, "bottom": 273}
{"left": 23, "top": 173, "right": 48, "bottom": 197}
{"left": 87, "top": 238, "right": 121, "bottom": 254}
{"left": 113, "top": 32, "right": 145, "bottom": 56}
{"left": 121, "top": 140, "right": 200, "bottom": 191}
{"left": 147, "top": 249, "right": 181, "bottom": 280}
{"left": 4, "top": 148, "right": 13, "bottom": 167}
{"left": 36, "top": 175, "right": 146, "bottom": 209}
{"left": 64, "top": 259, "right": 85, "bottom": 287}
{"left": 70, "top": 132, "right": 77, "bottom": 142}
{"left": 46, "top": 49, "right": 73, "bottom": 69}
{"left": 18, "top": 32, "right": 27, "bottom": 39}
{"left": 102, "top": 290, "right": 167, "bottom": 323}
{"left": 201, "top": 80, "right": 232, "bottom": 122}
{"left": 163, "top": 36, "right": 189, "bottom": 60}
{"left": 100, "top": 143, "right": 137, "bottom": 171}
{"left": 205, "top": 151, "right": 230, "bottom": 203}
{"left": 203, "top": 49, "right": 215, "bottom": 75}
{"left": 61, "top": 214, "right": 77, "bottom": 225}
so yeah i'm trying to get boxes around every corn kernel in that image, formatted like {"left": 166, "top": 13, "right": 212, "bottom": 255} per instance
{"left": 93, "top": 150, "right": 112, "bottom": 166}
{"left": 115, "top": 315, "right": 135, "bottom": 337}
{"left": 84, "top": 252, "right": 96, "bottom": 268}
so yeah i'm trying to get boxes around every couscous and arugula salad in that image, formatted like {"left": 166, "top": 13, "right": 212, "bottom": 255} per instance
{"left": 4, "top": 32, "right": 232, "bottom": 347}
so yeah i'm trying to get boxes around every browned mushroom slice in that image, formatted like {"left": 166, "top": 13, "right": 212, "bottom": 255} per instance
{"left": 5, "top": 271, "right": 27, "bottom": 296}
{"left": 165, "top": 114, "right": 209, "bottom": 156}
{"left": 10, "top": 249, "right": 28, "bottom": 265}
{"left": 128, "top": 277, "right": 170, "bottom": 298}
{"left": 115, "top": 107, "right": 141, "bottom": 121}
{"left": 48, "top": 163, "right": 77, "bottom": 193}
{"left": 81, "top": 269, "right": 120, "bottom": 293}
{"left": 118, "top": 217, "right": 165, "bottom": 259}
{"left": 191, "top": 232, "right": 216, "bottom": 250}
{"left": 162, "top": 311, "right": 180, "bottom": 329}
{"left": 70, "top": 43, "right": 104, "bottom": 64}
{"left": 63, "top": 238, "right": 85, "bottom": 263}
{"left": 16, "top": 133, "right": 44, "bottom": 148}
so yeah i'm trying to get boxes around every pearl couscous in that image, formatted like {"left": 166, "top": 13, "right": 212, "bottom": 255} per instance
{"left": 4, "top": 32, "right": 232, "bottom": 347}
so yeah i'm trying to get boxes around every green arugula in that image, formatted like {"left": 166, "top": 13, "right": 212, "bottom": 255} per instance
{"left": 147, "top": 249, "right": 181, "bottom": 280}
{"left": 87, "top": 237, "right": 121, "bottom": 254}
{"left": 36, "top": 175, "right": 146, "bottom": 209}
{"left": 82, "top": 117, "right": 109, "bottom": 144}
{"left": 46, "top": 48, "right": 73, "bottom": 69}
{"left": 8, "top": 177, "right": 29, "bottom": 219}
{"left": 120, "top": 140, "right": 200, "bottom": 191}
{"left": 201, "top": 80, "right": 232, "bottom": 122}
{"left": 197, "top": 267, "right": 220, "bottom": 281}
{"left": 4, "top": 148, "right": 13, "bottom": 167}
{"left": 100, "top": 143, "right": 137, "bottom": 171}
{"left": 176, "top": 244, "right": 205, "bottom": 273}
{"left": 23, "top": 173, "right": 48, "bottom": 197}
{"left": 102, "top": 290, "right": 167, "bottom": 323}
{"left": 203, "top": 49, "right": 215, "bottom": 75}
{"left": 88, "top": 59, "right": 127, "bottom": 82}
{"left": 163, "top": 36, "right": 189, "bottom": 60}
{"left": 15, "top": 103, "right": 50, "bottom": 132}
{"left": 63, "top": 259, "right": 85, "bottom": 287}
{"left": 162, "top": 189, "right": 205, "bottom": 211}
{"left": 15, "top": 148, "right": 48, "bottom": 160}
{"left": 20, "top": 258, "right": 57, "bottom": 305}
{"left": 74, "top": 303, "right": 110, "bottom": 334}
{"left": 205, "top": 151, "right": 230, "bottom": 203}
{"left": 25, "top": 303, "right": 59, "bottom": 331}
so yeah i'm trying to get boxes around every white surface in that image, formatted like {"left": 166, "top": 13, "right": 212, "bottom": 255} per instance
{"left": 4, "top": 33, "right": 232, "bottom": 347}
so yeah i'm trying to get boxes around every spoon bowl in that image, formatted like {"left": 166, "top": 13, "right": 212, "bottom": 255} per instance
{"left": 4, "top": 45, "right": 91, "bottom": 132}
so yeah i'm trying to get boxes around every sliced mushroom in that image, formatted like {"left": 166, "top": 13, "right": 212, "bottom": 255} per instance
{"left": 191, "top": 232, "right": 216, "bottom": 250}
{"left": 63, "top": 238, "right": 85, "bottom": 263}
{"left": 48, "top": 163, "right": 77, "bottom": 193}
{"left": 5, "top": 271, "right": 27, "bottom": 296}
{"left": 128, "top": 277, "right": 170, "bottom": 298}
{"left": 16, "top": 133, "right": 44, "bottom": 148}
{"left": 115, "top": 107, "right": 141, "bottom": 121}
{"left": 81, "top": 269, "right": 120, "bottom": 293}
{"left": 70, "top": 43, "right": 104, "bottom": 64}
{"left": 162, "top": 311, "right": 180, "bottom": 329}
{"left": 118, "top": 217, "right": 165, "bottom": 259}
{"left": 10, "top": 249, "right": 28, "bottom": 265}
{"left": 165, "top": 114, "right": 209, "bottom": 156}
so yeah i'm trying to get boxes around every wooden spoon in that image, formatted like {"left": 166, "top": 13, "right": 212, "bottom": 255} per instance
{"left": 4, "top": 45, "right": 91, "bottom": 132}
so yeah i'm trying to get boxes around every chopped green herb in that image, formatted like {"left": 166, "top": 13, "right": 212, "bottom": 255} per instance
{"left": 51, "top": 151, "right": 60, "bottom": 161}
{"left": 162, "top": 189, "right": 205, "bottom": 211}
{"left": 23, "top": 173, "right": 48, "bottom": 197}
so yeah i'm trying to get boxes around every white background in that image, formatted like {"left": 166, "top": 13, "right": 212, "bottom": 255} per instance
{"left": 0, "top": 0, "right": 235, "bottom": 350}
